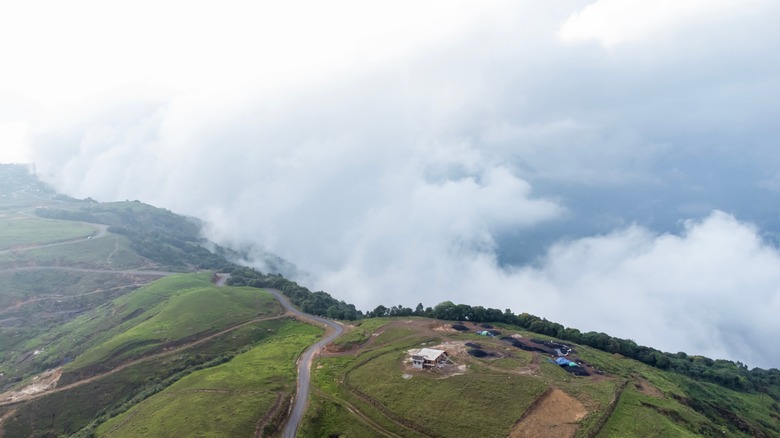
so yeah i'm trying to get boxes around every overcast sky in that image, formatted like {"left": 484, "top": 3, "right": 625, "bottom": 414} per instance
{"left": 2, "top": 0, "right": 780, "bottom": 368}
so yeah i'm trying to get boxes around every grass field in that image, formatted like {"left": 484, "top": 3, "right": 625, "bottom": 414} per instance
{"left": 0, "top": 269, "right": 142, "bottom": 308}
{"left": 96, "top": 320, "right": 321, "bottom": 437}
{"left": 303, "top": 319, "right": 780, "bottom": 438}
{"left": 0, "top": 233, "right": 146, "bottom": 270}
{"left": 334, "top": 318, "right": 393, "bottom": 349}
{"left": 349, "top": 348, "right": 547, "bottom": 438}
{"left": 1, "top": 318, "right": 308, "bottom": 437}
{"left": 308, "top": 322, "right": 552, "bottom": 438}
{"left": 301, "top": 393, "right": 389, "bottom": 438}
{"left": 0, "top": 274, "right": 281, "bottom": 384}
{"left": 67, "top": 279, "right": 281, "bottom": 369}
{"left": 597, "top": 385, "right": 709, "bottom": 437}
{"left": 0, "top": 216, "right": 95, "bottom": 250}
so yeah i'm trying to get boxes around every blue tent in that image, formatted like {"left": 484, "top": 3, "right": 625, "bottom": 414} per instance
{"left": 555, "top": 357, "right": 569, "bottom": 366}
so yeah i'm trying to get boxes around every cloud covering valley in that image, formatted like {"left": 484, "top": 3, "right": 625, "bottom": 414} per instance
{"left": 3, "top": 0, "right": 780, "bottom": 367}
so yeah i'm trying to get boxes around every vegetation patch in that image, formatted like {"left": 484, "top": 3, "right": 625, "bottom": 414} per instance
{"left": 96, "top": 320, "right": 321, "bottom": 437}
{"left": 68, "top": 283, "right": 280, "bottom": 370}
{"left": 348, "top": 344, "right": 547, "bottom": 437}
{"left": 0, "top": 216, "right": 95, "bottom": 250}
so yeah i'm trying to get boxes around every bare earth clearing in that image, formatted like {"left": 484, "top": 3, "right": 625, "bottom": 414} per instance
{"left": 509, "top": 388, "right": 588, "bottom": 438}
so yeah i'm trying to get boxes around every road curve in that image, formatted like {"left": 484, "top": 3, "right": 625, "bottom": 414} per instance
{"left": 267, "top": 289, "right": 344, "bottom": 438}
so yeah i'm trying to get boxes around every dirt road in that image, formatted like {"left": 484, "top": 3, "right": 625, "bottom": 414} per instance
{"left": 266, "top": 289, "right": 344, "bottom": 438}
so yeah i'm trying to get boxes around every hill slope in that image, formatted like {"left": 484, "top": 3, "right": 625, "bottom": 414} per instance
{"left": 303, "top": 319, "right": 779, "bottom": 437}
{"left": 0, "top": 163, "right": 777, "bottom": 437}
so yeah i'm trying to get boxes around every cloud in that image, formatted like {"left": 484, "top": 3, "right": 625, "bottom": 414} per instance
{"left": 315, "top": 211, "right": 780, "bottom": 368}
{"left": 0, "top": 121, "right": 30, "bottom": 163}
{"left": 18, "top": 1, "right": 780, "bottom": 368}
{"left": 510, "top": 212, "right": 780, "bottom": 368}
{"left": 558, "top": 0, "right": 762, "bottom": 47}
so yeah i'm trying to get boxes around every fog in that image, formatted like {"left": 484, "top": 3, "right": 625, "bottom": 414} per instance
{"left": 3, "top": 0, "right": 780, "bottom": 367}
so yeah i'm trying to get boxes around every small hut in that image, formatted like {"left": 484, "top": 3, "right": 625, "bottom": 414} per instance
{"left": 412, "top": 348, "right": 448, "bottom": 369}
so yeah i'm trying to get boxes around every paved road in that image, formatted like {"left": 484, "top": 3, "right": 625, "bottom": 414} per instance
{"left": 267, "top": 289, "right": 344, "bottom": 438}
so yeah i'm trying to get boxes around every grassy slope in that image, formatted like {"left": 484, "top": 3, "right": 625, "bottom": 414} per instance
{"left": 0, "top": 215, "right": 95, "bottom": 249}
{"left": 0, "top": 213, "right": 153, "bottom": 383}
{"left": 305, "top": 320, "right": 780, "bottom": 438}
{"left": 68, "top": 280, "right": 279, "bottom": 369}
{"left": 1, "top": 318, "right": 310, "bottom": 437}
{"left": 333, "top": 317, "right": 394, "bottom": 349}
{"left": 96, "top": 320, "right": 322, "bottom": 437}
{"left": 352, "top": 351, "right": 547, "bottom": 437}
{"left": 13, "top": 273, "right": 212, "bottom": 374}
{"left": 0, "top": 232, "right": 145, "bottom": 270}
{"left": 0, "top": 273, "right": 282, "bottom": 388}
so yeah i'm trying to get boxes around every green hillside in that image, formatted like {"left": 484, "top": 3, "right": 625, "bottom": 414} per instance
{"left": 302, "top": 319, "right": 780, "bottom": 438}
{"left": 97, "top": 320, "right": 321, "bottom": 437}
{"left": 0, "top": 164, "right": 778, "bottom": 437}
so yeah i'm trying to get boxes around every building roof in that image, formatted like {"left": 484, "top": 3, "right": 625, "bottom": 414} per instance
{"left": 416, "top": 348, "right": 446, "bottom": 361}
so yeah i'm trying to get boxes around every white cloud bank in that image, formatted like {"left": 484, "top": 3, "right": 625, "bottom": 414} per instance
{"left": 314, "top": 210, "right": 780, "bottom": 368}
{"left": 6, "top": 1, "right": 780, "bottom": 367}
{"left": 558, "top": 0, "right": 760, "bottom": 47}
{"left": 506, "top": 212, "right": 780, "bottom": 368}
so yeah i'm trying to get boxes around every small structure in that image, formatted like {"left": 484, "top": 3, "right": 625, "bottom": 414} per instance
{"left": 412, "top": 348, "right": 448, "bottom": 369}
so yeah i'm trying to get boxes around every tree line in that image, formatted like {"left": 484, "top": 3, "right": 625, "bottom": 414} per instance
{"left": 224, "top": 266, "right": 779, "bottom": 400}
{"left": 225, "top": 266, "right": 361, "bottom": 321}
{"left": 374, "top": 300, "right": 780, "bottom": 400}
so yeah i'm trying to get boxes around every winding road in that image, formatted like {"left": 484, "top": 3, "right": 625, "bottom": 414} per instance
{"left": 267, "top": 289, "right": 344, "bottom": 438}
{"left": 0, "top": 219, "right": 343, "bottom": 437}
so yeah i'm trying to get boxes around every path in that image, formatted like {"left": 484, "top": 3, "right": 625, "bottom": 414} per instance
{"left": 266, "top": 289, "right": 344, "bottom": 438}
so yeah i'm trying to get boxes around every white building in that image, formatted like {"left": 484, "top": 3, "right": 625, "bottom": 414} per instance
{"left": 411, "top": 348, "right": 448, "bottom": 369}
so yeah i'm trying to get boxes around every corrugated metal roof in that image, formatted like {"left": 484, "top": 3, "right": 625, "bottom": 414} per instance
{"left": 417, "top": 348, "right": 446, "bottom": 361}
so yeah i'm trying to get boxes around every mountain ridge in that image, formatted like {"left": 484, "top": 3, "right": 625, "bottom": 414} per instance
{"left": 0, "top": 163, "right": 777, "bottom": 437}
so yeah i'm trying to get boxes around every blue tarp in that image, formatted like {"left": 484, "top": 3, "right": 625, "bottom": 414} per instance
{"left": 555, "top": 357, "right": 569, "bottom": 365}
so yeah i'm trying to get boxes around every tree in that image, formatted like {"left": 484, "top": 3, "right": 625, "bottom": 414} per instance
{"left": 327, "top": 305, "right": 342, "bottom": 320}
{"left": 371, "top": 305, "right": 388, "bottom": 318}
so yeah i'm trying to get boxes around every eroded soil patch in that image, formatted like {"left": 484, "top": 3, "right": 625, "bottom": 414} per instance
{"left": 634, "top": 376, "right": 663, "bottom": 398}
{"left": 508, "top": 388, "right": 588, "bottom": 438}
